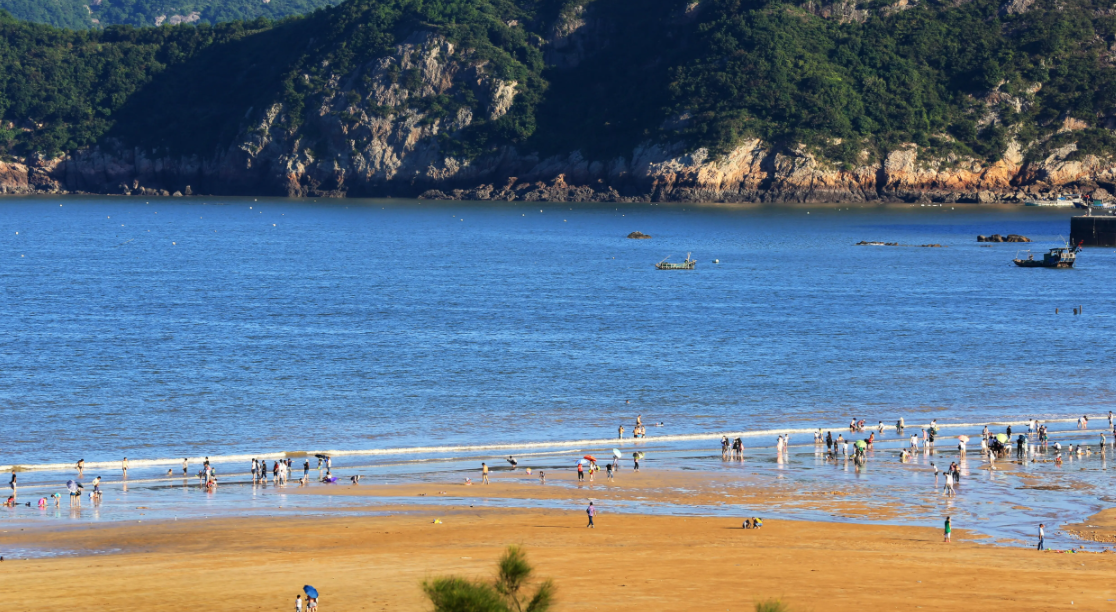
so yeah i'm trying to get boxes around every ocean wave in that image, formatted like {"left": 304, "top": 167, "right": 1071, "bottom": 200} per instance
{"left": 0, "top": 417, "right": 1088, "bottom": 472}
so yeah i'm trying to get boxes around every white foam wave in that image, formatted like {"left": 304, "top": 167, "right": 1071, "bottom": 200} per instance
{"left": 0, "top": 417, "right": 1086, "bottom": 472}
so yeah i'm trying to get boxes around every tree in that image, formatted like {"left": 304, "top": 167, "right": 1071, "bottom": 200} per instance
{"left": 423, "top": 546, "right": 555, "bottom": 612}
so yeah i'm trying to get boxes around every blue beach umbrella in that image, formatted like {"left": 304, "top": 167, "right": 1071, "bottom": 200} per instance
{"left": 303, "top": 585, "right": 319, "bottom": 599}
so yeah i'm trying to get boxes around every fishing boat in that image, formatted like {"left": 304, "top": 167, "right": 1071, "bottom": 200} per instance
{"left": 1013, "top": 240, "right": 1082, "bottom": 268}
{"left": 656, "top": 253, "right": 696, "bottom": 270}
{"left": 1025, "top": 194, "right": 1081, "bottom": 207}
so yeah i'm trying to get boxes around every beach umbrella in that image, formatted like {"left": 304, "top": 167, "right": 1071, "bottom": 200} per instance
{"left": 578, "top": 459, "right": 591, "bottom": 466}
{"left": 996, "top": 433, "right": 1008, "bottom": 444}
{"left": 303, "top": 585, "right": 319, "bottom": 599}
{"left": 65, "top": 480, "right": 80, "bottom": 494}
{"left": 854, "top": 440, "right": 867, "bottom": 450}
{"left": 957, "top": 435, "right": 970, "bottom": 443}
{"left": 583, "top": 455, "right": 597, "bottom": 462}
{"left": 314, "top": 454, "right": 329, "bottom": 460}
{"left": 612, "top": 449, "right": 622, "bottom": 458}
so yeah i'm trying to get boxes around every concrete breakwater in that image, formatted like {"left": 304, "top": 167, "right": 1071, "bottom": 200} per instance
{"left": 1071, "top": 215, "right": 1116, "bottom": 246}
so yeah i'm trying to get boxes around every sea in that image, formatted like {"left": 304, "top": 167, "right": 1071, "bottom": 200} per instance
{"left": 0, "top": 197, "right": 1113, "bottom": 550}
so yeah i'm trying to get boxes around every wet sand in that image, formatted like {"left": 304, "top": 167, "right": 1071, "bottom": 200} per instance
{"left": 294, "top": 468, "right": 908, "bottom": 521}
{"left": 5, "top": 507, "right": 1116, "bottom": 611}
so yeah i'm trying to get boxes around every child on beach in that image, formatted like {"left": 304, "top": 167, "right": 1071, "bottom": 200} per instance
{"left": 539, "top": 471, "right": 545, "bottom": 484}
{"left": 586, "top": 502, "right": 595, "bottom": 528}
{"left": 943, "top": 516, "right": 952, "bottom": 543}
{"left": 606, "top": 463, "right": 614, "bottom": 480}
{"left": 481, "top": 463, "right": 489, "bottom": 485}
{"left": 295, "top": 594, "right": 302, "bottom": 612}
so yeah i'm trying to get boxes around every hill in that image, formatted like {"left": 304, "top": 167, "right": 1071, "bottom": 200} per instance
{"left": 1, "top": 0, "right": 1115, "bottom": 202}
{"left": 0, "top": 0, "right": 339, "bottom": 28}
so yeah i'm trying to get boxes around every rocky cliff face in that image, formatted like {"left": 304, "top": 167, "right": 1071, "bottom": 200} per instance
{"left": 3, "top": 30, "right": 1114, "bottom": 203}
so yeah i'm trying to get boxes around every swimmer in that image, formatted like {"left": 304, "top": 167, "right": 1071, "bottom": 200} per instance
{"left": 166, "top": 469, "right": 173, "bottom": 477}
{"left": 77, "top": 459, "right": 84, "bottom": 477}
{"left": 538, "top": 471, "right": 545, "bottom": 483}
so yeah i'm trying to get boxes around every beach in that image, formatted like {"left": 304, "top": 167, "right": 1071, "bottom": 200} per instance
{"left": 5, "top": 200, "right": 1116, "bottom": 609}
{"left": 6, "top": 496, "right": 1116, "bottom": 611}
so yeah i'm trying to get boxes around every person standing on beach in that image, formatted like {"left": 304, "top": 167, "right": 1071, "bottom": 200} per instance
{"left": 577, "top": 462, "right": 584, "bottom": 482}
{"left": 943, "top": 516, "right": 952, "bottom": 543}
{"left": 304, "top": 459, "right": 310, "bottom": 480}
{"left": 481, "top": 463, "right": 490, "bottom": 485}
{"left": 77, "top": 459, "right": 84, "bottom": 478}
{"left": 633, "top": 453, "right": 640, "bottom": 471}
{"left": 943, "top": 470, "right": 955, "bottom": 497}
{"left": 182, "top": 458, "right": 188, "bottom": 476}
{"left": 295, "top": 594, "right": 302, "bottom": 612}
{"left": 1037, "top": 524, "right": 1045, "bottom": 550}
{"left": 606, "top": 463, "right": 614, "bottom": 481}
{"left": 8, "top": 471, "right": 15, "bottom": 499}
{"left": 122, "top": 457, "right": 128, "bottom": 479}
{"left": 619, "top": 425, "right": 624, "bottom": 439}
{"left": 586, "top": 501, "right": 595, "bottom": 528}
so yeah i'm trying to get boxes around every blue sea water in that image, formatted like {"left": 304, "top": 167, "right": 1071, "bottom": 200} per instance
{"left": 0, "top": 197, "right": 1111, "bottom": 467}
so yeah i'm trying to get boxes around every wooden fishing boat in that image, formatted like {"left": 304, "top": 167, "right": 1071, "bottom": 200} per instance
{"left": 1013, "top": 241, "right": 1081, "bottom": 268}
{"left": 656, "top": 253, "right": 696, "bottom": 270}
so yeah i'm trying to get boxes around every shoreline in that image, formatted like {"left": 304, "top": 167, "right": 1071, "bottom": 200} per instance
{"left": 4, "top": 507, "right": 1116, "bottom": 611}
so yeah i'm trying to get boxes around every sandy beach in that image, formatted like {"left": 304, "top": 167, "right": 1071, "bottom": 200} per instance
{"left": 5, "top": 470, "right": 1116, "bottom": 611}
{"left": 6, "top": 508, "right": 1116, "bottom": 611}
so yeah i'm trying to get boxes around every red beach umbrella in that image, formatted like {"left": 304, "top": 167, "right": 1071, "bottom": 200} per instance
{"left": 583, "top": 455, "right": 597, "bottom": 462}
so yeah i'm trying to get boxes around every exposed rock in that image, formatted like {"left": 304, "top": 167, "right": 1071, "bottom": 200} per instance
{"left": 545, "top": 5, "right": 610, "bottom": 69}
{"left": 1001, "top": 0, "right": 1034, "bottom": 14}
{"left": 978, "top": 234, "right": 1030, "bottom": 242}
{"left": 627, "top": 231, "right": 652, "bottom": 239}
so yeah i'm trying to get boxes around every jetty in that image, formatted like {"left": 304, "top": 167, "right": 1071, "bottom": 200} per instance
{"left": 1070, "top": 214, "right": 1116, "bottom": 246}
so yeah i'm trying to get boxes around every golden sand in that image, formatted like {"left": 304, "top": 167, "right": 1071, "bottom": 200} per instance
{"left": 4, "top": 476, "right": 1116, "bottom": 611}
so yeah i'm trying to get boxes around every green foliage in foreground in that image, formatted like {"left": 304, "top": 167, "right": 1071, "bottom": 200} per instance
{"left": 755, "top": 599, "right": 791, "bottom": 612}
{"left": 0, "top": 0, "right": 341, "bottom": 28}
{"left": 1, "top": 0, "right": 1116, "bottom": 166}
{"left": 424, "top": 546, "right": 555, "bottom": 612}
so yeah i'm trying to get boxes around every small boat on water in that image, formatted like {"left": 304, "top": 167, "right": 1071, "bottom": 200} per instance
{"left": 656, "top": 253, "right": 696, "bottom": 270}
{"left": 1025, "top": 194, "right": 1081, "bottom": 207}
{"left": 1013, "top": 240, "right": 1082, "bottom": 268}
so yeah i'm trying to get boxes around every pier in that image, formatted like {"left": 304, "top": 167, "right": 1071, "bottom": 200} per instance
{"left": 1070, "top": 214, "right": 1116, "bottom": 246}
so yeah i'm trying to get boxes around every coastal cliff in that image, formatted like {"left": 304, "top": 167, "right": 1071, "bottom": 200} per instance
{"left": 5, "top": 132, "right": 1114, "bottom": 203}
{"left": 2, "top": 0, "right": 1116, "bottom": 202}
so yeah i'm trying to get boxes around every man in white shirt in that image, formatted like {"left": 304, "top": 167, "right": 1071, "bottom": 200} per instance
{"left": 1037, "top": 524, "right": 1045, "bottom": 551}
{"left": 944, "top": 472, "right": 955, "bottom": 497}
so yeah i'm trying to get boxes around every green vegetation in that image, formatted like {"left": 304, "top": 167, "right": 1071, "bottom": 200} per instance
{"left": 0, "top": 0, "right": 341, "bottom": 28}
{"left": 755, "top": 599, "right": 791, "bottom": 612}
{"left": 0, "top": 0, "right": 1115, "bottom": 166}
{"left": 423, "top": 545, "right": 555, "bottom": 612}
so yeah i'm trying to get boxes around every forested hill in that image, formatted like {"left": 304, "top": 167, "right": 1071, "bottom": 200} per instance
{"left": 0, "top": 0, "right": 339, "bottom": 28}
{"left": 1, "top": 0, "right": 1115, "bottom": 201}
